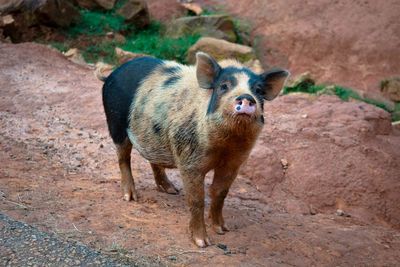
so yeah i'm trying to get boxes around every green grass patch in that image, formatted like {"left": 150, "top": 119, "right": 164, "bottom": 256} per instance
{"left": 283, "top": 83, "right": 394, "bottom": 115}
{"left": 52, "top": 8, "right": 202, "bottom": 65}
{"left": 122, "top": 26, "right": 200, "bottom": 63}
{"left": 66, "top": 9, "right": 130, "bottom": 37}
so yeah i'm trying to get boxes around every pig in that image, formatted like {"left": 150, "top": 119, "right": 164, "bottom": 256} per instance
{"left": 101, "top": 52, "right": 289, "bottom": 247}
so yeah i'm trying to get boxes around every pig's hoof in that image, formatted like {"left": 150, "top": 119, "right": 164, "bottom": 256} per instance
{"left": 164, "top": 185, "right": 178, "bottom": 195}
{"left": 194, "top": 237, "right": 212, "bottom": 248}
{"left": 158, "top": 183, "right": 178, "bottom": 195}
{"left": 123, "top": 190, "right": 138, "bottom": 201}
{"left": 213, "top": 224, "right": 229, "bottom": 235}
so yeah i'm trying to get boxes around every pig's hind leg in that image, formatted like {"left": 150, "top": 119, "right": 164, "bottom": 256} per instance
{"left": 150, "top": 163, "right": 178, "bottom": 194}
{"left": 117, "top": 138, "right": 138, "bottom": 201}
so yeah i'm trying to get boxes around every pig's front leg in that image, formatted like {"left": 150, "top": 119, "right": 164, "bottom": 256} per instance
{"left": 209, "top": 166, "right": 239, "bottom": 235}
{"left": 180, "top": 169, "right": 211, "bottom": 247}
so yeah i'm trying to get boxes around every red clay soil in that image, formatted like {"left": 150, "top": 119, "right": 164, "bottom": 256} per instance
{"left": 1, "top": 42, "right": 400, "bottom": 266}
{"left": 149, "top": 0, "right": 400, "bottom": 93}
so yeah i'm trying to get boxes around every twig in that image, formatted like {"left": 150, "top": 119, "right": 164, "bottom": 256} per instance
{"left": 72, "top": 223, "right": 81, "bottom": 232}
{"left": 1, "top": 198, "right": 31, "bottom": 210}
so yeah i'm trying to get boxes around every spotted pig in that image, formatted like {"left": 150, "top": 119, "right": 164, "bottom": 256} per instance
{"left": 101, "top": 52, "right": 289, "bottom": 247}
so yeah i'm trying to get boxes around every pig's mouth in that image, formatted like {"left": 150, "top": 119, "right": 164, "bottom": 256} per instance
{"left": 231, "top": 111, "right": 257, "bottom": 123}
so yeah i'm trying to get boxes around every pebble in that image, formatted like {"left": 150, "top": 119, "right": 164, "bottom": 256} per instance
{"left": 336, "top": 209, "right": 351, "bottom": 217}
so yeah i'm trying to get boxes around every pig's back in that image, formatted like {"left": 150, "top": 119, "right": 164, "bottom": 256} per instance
{"left": 102, "top": 57, "right": 164, "bottom": 145}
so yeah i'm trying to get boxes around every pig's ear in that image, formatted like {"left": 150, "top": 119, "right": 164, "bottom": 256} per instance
{"left": 260, "top": 70, "right": 290, "bottom": 100}
{"left": 196, "top": 52, "right": 221, "bottom": 89}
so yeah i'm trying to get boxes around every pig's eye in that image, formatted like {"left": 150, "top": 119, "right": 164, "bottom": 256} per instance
{"left": 220, "top": 83, "right": 229, "bottom": 91}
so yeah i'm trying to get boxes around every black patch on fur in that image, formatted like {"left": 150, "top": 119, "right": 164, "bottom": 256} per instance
{"left": 102, "top": 57, "right": 163, "bottom": 145}
{"left": 162, "top": 66, "right": 180, "bottom": 75}
{"left": 260, "top": 115, "right": 264, "bottom": 124}
{"left": 173, "top": 112, "right": 198, "bottom": 157}
{"left": 163, "top": 76, "right": 180, "bottom": 89}
{"left": 248, "top": 73, "right": 265, "bottom": 111}
{"left": 153, "top": 123, "right": 162, "bottom": 134}
{"left": 235, "top": 94, "right": 256, "bottom": 103}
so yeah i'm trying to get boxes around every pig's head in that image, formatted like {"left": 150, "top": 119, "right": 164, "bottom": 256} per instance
{"left": 196, "top": 52, "right": 289, "bottom": 129}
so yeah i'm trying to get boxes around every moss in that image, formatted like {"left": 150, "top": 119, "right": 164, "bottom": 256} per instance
{"left": 232, "top": 52, "right": 254, "bottom": 63}
{"left": 283, "top": 83, "right": 393, "bottom": 114}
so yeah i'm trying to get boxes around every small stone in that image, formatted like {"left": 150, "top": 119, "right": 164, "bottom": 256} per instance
{"left": 280, "top": 159, "right": 288, "bottom": 169}
{"left": 168, "top": 256, "right": 177, "bottom": 261}
{"left": 217, "top": 243, "right": 227, "bottom": 250}
{"left": 337, "top": 209, "right": 351, "bottom": 217}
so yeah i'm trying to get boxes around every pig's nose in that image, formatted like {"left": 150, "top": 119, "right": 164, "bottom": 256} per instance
{"left": 234, "top": 94, "right": 256, "bottom": 115}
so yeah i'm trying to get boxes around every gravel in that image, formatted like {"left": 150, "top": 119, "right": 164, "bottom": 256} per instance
{"left": 0, "top": 214, "right": 127, "bottom": 266}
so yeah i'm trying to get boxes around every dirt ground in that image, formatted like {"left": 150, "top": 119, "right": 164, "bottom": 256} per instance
{"left": 1, "top": 42, "right": 400, "bottom": 266}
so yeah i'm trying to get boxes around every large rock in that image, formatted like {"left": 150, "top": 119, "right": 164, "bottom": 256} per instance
{"left": 381, "top": 77, "right": 400, "bottom": 102}
{"left": 116, "top": 0, "right": 150, "bottom": 28}
{"left": 165, "top": 14, "right": 237, "bottom": 42}
{"left": 239, "top": 94, "right": 400, "bottom": 227}
{"left": 63, "top": 48, "right": 87, "bottom": 66}
{"left": 285, "top": 72, "right": 315, "bottom": 92}
{"left": 0, "top": 0, "right": 81, "bottom": 42}
{"left": 186, "top": 37, "right": 255, "bottom": 64}
{"left": 114, "top": 47, "right": 153, "bottom": 66}
{"left": 1, "top": 0, "right": 81, "bottom": 27}
{"left": 75, "top": 0, "right": 116, "bottom": 10}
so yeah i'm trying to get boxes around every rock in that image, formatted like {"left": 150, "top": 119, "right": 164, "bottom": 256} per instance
{"left": 280, "top": 159, "right": 288, "bottom": 169}
{"left": 75, "top": 0, "right": 117, "bottom": 10}
{"left": 285, "top": 72, "right": 315, "bottom": 92}
{"left": 179, "top": 2, "right": 203, "bottom": 15}
{"left": 95, "top": 0, "right": 116, "bottom": 10}
{"left": 186, "top": 37, "right": 255, "bottom": 64}
{"left": 392, "top": 121, "right": 400, "bottom": 131}
{"left": 94, "top": 61, "right": 114, "bottom": 80}
{"left": 115, "top": 47, "right": 153, "bottom": 66}
{"left": 166, "top": 15, "right": 237, "bottom": 42}
{"left": 381, "top": 77, "right": 400, "bottom": 102}
{"left": 0, "top": 0, "right": 81, "bottom": 42}
{"left": 32, "top": 0, "right": 81, "bottom": 27}
{"left": 63, "top": 48, "right": 87, "bottom": 66}
{"left": 336, "top": 209, "right": 351, "bottom": 217}
{"left": 116, "top": 0, "right": 150, "bottom": 28}
{"left": 316, "top": 85, "right": 336, "bottom": 96}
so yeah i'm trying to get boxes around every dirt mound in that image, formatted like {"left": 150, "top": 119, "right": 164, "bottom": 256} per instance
{"left": 1, "top": 42, "right": 400, "bottom": 266}
{"left": 241, "top": 93, "right": 400, "bottom": 228}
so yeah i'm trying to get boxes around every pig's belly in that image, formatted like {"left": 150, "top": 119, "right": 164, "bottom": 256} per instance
{"left": 127, "top": 129, "right": 176, "bottom": 168}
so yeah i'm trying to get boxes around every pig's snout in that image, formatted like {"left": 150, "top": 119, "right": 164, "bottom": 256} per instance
{"left": 234, "top": 94, "right": 256, "bottom": 115}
